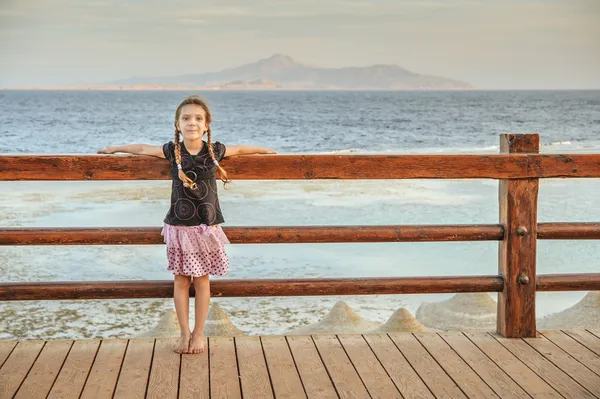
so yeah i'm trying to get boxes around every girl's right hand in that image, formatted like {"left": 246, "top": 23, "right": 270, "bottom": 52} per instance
{"left": 97, "top": 146, "right": 116, "bottom": 154}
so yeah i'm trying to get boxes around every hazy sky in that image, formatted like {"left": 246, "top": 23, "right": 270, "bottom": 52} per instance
{"left": 1, "top": 0, "right": 598, "bottom": 89}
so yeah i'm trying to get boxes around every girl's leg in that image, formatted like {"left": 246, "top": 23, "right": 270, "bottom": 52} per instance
{"left": 190, "top": 274, "right": 210, "bottom": 354}
{"left": 173, "top": 274, "right": 192, "bottom": 353}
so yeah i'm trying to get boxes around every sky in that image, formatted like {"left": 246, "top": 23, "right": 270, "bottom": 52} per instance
{"left": 0, "top": 0, "right": 598, "bottom": 89}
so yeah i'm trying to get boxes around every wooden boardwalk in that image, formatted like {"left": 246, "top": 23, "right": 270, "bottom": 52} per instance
{"left": 1, "top": 331, "right": 600, "bottom": 399}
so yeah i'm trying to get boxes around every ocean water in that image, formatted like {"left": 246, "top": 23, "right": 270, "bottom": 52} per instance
{"left": 1, "top": 90, "right": 600, "bottom": 339}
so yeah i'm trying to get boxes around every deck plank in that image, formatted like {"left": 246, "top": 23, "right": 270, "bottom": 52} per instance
{"left": 261, "top": 335, "right": 306, "bottom": 399}
{"left": 146, "top": 338, "right": 180, "bottom": 399}
{"left": 0, "top": 341, "right": 17, "bottom": 368}
{"left": 493, "top": 333, "right": 596, "bottom": 398}
{"left": 0, "top": 331, "right": 598, "bottom": 399}
{"left": 80, "top": 339, "right": 127, "bottom": 399}
{"left": 113, "top": 338, "right": 154, "bottom": 399}
{"left": 388, "top": 332, "right": 466, "bottom": 398}
{"left": 14, "top": 340, "right": 72, "bottom": 399}
{"left": 0, "top": 340, "right": 45, "bottom": 399}
{"left": 312, "top": 334, "right": 370, "bottom": 399}
{"left": 439, "top": 332, "right": 530, "bottom": 399}
{"left": 565, "top": 330, "right": 600, "bottom": 357}
{"left": 363, "top": 334, "right": 434, "bottom": 399}
{"left": 286, "top": 335, "right": 338, "bottom": 399}
{"left": 523, "top": 334, "right": 600, "bottom": 397}
{"left": 47, "top": 339, "right": 101, "bottom": 399}
{"left": 542, "top": 330, "right": 600, "bottom": 376}
{"left": 414, "top": 332, "right": 500, "bottom": 398}
{"left": 464, "top": 332, "right": 561, "bottom": 398}
{"left": 179, "top": 338, "right": 209, "bottom": 399}
{"left": 210, "top": 336, "right": 242, "bottom": 399}
{"left": 338, "top": 334, "right": 402, "bottom": 398}
{"left": 236, "top": 336, "right": 274, "bottom": 399}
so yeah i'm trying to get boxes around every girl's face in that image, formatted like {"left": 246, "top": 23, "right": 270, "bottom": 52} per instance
{"left": 177, "top": 104, "right": 209, "bottom": 141}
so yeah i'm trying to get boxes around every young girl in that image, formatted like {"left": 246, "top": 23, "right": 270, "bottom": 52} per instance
{"left": 98, "top": 95, "right": 276, "bottom": 354}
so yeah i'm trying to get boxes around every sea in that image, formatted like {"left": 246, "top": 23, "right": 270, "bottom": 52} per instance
{"left": 1, "top": 89, "right": 599, "bottom": 339}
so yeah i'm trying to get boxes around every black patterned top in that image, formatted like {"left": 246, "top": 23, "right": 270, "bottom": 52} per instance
{"left": 162, "top": 140, "right": 227, "bottom": 226}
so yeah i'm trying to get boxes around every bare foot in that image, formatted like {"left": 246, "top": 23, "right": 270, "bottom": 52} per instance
{"left": 189, "top": 334, "right": 205, "bottom": 354}
{"left": 174, "top": 333, "right": 191, "bottom": 354}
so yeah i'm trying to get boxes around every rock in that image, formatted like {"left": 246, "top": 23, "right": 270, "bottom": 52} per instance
{"left": 286, "top": 300, "right": 378, "bottom": 335}
{"left": 416, "top": 293, "right": 497, "bottom": 331}
{"left": 538, "top": 292, "right": 600, "bottom": 329}
{"left": 368, "top": 307, "right": 430, "bottom": 333}
{"left": 203, "top": 303, "right": 246, "bottom": 337}
{"left": 137, "top": 309, "right": 180, "bottom": 338}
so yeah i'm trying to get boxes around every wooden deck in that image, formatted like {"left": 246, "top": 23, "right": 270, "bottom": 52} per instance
{"left": 1, "top": 331, "right": 599, "bottom": 399}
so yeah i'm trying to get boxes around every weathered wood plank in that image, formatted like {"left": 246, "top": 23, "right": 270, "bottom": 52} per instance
{"left": 4, "top": 153, "right": 600, "bottom": 180}
{"left": 14, "top": 340, "right": 72, "bottom": 399}
{"left": 363, "top": 334, "right": 434, "bottom": 399}
{"left": 235, "top": 336, "right": 274, "bottom": 399}
{"left": 524, "top": 334, "right": 600, "bottom": 395}
{"left": 0, "top": 341, "right": 45, "bottom": 399}
{"left": 497, "top": 133, "right": 539, "bottom": 338}
{"left": 261, "top": 335, "right": 306, "bottom": 399}
{"left": 47, "top": 340, "right": 101, "bottom": 399}
{"left": 5, "top": 222, "right": 600, "bottom": 246}
{"left": 439, "top": 332, "right": 530, "bottom": 398}
{"left": 80, "top": 339, "right": 127, "bottom": 399}
{"left": 0, "top": 276, "right": 504, "bottom": 301}
{"left": 464, "top": 332, "right": 561, "bottom": 398}
{"left": 541, "top": 330, "right": 600, "bottom": 376}
{"left": 387, "top": 333, "right": 466, "bottom": 398}
{"left": 146, "top": 339, "right": 179, "bottom": 399}
{"left": 538, "top": 222, "right": 600, "bottom": 239}
{"left": 209, "top": 336, "right": 242, "bottom": 399}
{"left": 338, "top": 334, "right": 402, "bottom": 398}
{"left": 179, "top": 337, "right": 209, "bottom": 399}
{"left": 564, "top": 330, "right": 600, "bottom": 356}
{"left": 113, "top": 339, "right": 154, "bottom": 399}
{"left": 414, "top": 333, "right": 499, "bottom": 398}
{"left": 537, "top": 274, "right": 600, "bottom": 291}
{"left": 312, "top": 335, "right": 370, "bottom": 399}
{"left": 286, "top": 335, "right": 338, "bottom": 399}
{"left": 0, "top": 224, "right": 504, "bottom": 246}
{"left": 0, "top": 341, "right": 17, "bottom": 368}
{"left": 493, "top": 333, "right": 595, "bottom": 398}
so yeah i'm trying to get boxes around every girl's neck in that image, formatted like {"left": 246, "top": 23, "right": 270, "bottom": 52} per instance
{"left": 183, "top": 138, "right": 205, "bottom": 154}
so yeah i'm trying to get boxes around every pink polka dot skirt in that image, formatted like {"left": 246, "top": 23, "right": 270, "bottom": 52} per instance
{"left": 161, "top": 223, "right": 229, "bottom": 277}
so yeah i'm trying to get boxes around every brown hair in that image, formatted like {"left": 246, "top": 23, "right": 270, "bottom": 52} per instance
{"left": 173, "top": 95, "right": 229, "bottom": 188}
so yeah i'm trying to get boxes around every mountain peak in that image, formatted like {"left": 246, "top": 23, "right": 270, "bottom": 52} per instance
{"left": 258, "top": 54, "right": 302, "bottom": 68}
{"left": 109, "top": 54, "right": 473, "bottom": 90}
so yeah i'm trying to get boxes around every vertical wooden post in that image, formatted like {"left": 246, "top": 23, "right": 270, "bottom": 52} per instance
{"left": 497, "top": 134, "right": 539, "bottom": 338}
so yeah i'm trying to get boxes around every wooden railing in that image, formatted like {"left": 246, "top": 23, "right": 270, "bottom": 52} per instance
{"left": 1, "top": 133, "right": 600, "bottom": 338}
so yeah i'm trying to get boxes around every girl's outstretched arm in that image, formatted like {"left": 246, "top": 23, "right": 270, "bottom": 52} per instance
{"left": 224, "top": 145, "right": 277, "bottom": 158}
{"left": 97, "top": 144, "right": 166, "bottom": 159}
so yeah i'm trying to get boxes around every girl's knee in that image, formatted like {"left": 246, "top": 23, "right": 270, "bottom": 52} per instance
{"left": 192, "top": 274, "right": 210, "bottom": 287}
{"left": 174, "top": 275, "right": 192, "bottom": 288}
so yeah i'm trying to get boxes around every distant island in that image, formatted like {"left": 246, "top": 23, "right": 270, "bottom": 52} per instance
{"left": 5, "top": 54, "right": 473, "bottom": 90}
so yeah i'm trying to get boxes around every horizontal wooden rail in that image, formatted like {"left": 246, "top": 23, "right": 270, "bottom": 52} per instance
{"left": 0, "top": 276, "right": 504, "bottom": 300}
{"left": 1, "top": 273, "right": 598, "bottom": 300}
{"left": 3, "top": 153, "right": 600, "bottom": 180}
{"left": 536, "top": 273, "right": 600, "bottom": 291}
{"left": 3, "top": 223, "right": 600, "bottom": 245}
{"left": 538, "top": 222, "right": 600, "bottom": 240}
{"left": 0, "top": 225, "right": 505, "bottom": 245}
